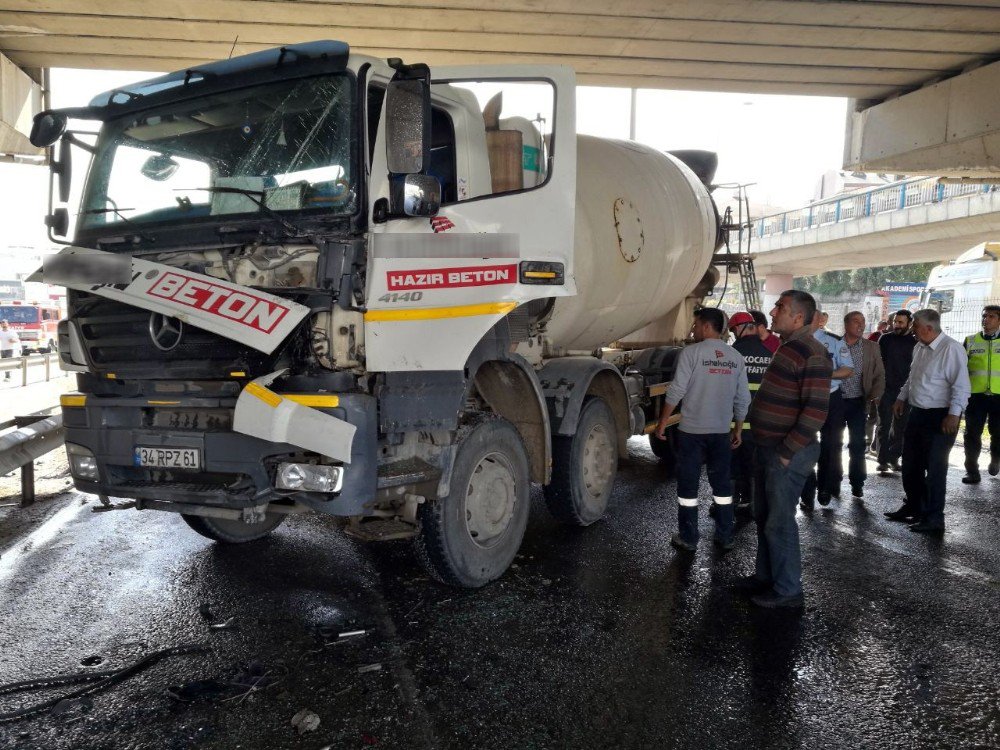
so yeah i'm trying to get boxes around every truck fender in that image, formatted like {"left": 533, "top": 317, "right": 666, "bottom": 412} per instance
{"left": 538, "top": 357, "right": 630, "bottom": 455}
{"left": 466, "top": 355, "right": 551, "bottom": 486}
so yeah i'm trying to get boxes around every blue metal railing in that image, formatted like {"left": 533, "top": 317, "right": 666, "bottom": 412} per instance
{"left": 754, "top": 178, "right": 1000, "bottom": 239}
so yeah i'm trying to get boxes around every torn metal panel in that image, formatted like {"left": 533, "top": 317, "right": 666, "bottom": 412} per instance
{"left": 33, "top": 246, "right": 310, "bottom": 354}
{"left": 232, "top": 372, "right": 356, "bottom": 463}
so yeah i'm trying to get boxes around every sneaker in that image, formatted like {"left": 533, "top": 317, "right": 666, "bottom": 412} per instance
{"left": 851, "top": 484, "right": 864, "bottom": 499}
{"left": 670, "top": 533, "right": 697, "bottom": 552}
{"left": 962, "top": 471, "right": 981, "bottom": 485}
{"left": 989, "top": 458, "right": 1000, "bottom": 477}
{"left": 751, "top": 590, "right": 805, "bottom": 609}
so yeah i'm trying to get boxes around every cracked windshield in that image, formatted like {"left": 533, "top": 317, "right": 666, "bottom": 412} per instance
{"left": 80, "top": 74, "right": 355, "bottom": 229}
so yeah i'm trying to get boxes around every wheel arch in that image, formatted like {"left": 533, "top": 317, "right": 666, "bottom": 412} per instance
{"left": 538, "top": 357, "right": 630, "bottom": 456}
{"left": 468, "top": 356, "right": 551, "bottom": 485}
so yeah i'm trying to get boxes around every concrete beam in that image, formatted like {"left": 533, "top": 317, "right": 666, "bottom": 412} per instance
{"left": 0, "top": 51, "right": 42, "bottom": 159}
{"left": 845, "top": 60, "right": 1000, "bottom": 178}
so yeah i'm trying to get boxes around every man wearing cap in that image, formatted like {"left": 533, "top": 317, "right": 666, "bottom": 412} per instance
{"left": 961, "top": 304, "right": 1000, "bottom": 484}
{"left": 729, "top": 311, "right": 776, "bottom": 514}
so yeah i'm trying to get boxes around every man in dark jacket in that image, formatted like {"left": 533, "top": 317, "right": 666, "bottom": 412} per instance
{"left": 729, "top": 311, "right": 775, "bottom": 514}
{"left": 877, "top": 310, "right": 917, "bottom": 474}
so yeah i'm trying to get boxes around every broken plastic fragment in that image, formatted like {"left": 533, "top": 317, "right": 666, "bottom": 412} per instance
{"left": 291, "top": 708, "right": 321, "bottom": 734}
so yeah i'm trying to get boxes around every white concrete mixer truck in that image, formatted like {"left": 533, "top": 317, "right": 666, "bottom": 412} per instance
{"left": 30, "top": 42, "right": 722, "bottom": 587}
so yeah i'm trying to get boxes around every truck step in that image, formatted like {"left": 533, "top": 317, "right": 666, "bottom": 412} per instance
{"left": 344, "top": 517, "right": 418, "bottom": 542}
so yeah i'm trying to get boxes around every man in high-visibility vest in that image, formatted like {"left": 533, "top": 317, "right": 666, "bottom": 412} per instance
{"left": 962, "top": 305, "right": 1000, "bottom": 484}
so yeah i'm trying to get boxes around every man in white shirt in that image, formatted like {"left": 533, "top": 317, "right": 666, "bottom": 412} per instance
{"left": 0, "top": 320, "right": 20, "bottom": 382}
{"left": 887, "top": 308, "right": 971, "bottom": 534}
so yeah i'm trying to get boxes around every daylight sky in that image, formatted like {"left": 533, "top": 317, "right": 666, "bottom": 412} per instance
{"left": 1, "top": 67, "right": 847, "bottom": 251}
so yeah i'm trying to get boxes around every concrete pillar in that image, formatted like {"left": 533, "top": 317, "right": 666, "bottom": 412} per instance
{"left": 762, "top": 273, "right": 794, "bottom": 314}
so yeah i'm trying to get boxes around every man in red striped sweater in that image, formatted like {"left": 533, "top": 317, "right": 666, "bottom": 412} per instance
{"left": 738, "top": 289, "right": 832, "bottom": 608}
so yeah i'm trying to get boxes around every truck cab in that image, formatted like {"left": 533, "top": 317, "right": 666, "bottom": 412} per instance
{"left": 32, "top": 41, "right": 716, "bottom": 587}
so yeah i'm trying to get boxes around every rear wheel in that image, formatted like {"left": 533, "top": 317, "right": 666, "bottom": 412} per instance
{"left": 413, "top": 417, "right": 529, "bottom": 588}
{"left": 181, "top": 512, "right": 285, "bottom": 543}
{"left": 544, "top": 397, "right": 618, "bottom": 525}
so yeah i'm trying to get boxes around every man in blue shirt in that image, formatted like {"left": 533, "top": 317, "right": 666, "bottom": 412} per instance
{"left": 801, "top": 311, "right": 855, "bottom": 508}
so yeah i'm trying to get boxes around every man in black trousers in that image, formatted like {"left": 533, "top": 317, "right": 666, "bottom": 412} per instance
{"left": 876, "top": 310, "right": 917, "bottom": 475}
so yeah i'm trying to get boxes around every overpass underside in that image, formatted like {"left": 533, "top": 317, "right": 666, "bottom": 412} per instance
{"left": 753, "top": 192, "right": 1000, "bottom": 277}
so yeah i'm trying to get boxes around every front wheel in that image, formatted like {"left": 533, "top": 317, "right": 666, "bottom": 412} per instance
{"left": 545, "top": 396, "right": 619, "bottom": 525}
{"left": 413, "top": 417, "right": 530, "bottom": 587}
{"left": 182, "top": 512, "right": 285, "bottom": 543}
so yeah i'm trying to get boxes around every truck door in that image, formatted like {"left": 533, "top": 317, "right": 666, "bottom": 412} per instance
{"left": 366, "top": 66, "right": 576, "bottom": 372}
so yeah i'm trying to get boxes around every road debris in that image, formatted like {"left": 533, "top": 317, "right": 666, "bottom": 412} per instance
{"left": 290, "top": 708, "right": 320, "bottom": 734}
{"left": 357, "top": 663, "right": 382, "bottom": 674}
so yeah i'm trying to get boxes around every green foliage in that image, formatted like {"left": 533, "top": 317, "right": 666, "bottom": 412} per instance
{"left": 794, "top": 262, "right": 937, "bottom": 296}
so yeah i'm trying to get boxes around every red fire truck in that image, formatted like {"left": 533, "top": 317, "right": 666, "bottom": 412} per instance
{"left": 0, "top": 301, "right": 61, "bottom": 353}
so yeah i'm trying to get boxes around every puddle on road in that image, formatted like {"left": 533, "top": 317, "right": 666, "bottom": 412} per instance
{"left": 0, "top": 499, "right": 86, "bottom": 584}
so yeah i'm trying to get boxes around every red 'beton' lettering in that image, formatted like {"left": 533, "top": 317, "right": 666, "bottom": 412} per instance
{"left": 146, "top": 272, "right": 289, "bottom": 333}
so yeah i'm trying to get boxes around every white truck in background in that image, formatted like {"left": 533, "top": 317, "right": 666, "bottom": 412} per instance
{"left": 31, "top": 41, "right": 722, "bottom": 587}
{"left": 922, "top": 241, "right": 1000, "bottom": 339}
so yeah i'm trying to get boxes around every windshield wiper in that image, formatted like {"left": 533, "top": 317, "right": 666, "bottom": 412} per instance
{"left": 180, "top": 186, "right": 306, "bottom": 237}
{"left": 79, "top": 205, "right": 155, "bottom": 243}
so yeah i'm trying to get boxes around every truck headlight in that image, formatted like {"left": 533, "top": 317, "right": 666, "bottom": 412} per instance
{"left": 275, "top": 463, "right": 343, "bottom": 492}
{"left": 66, "top": 443, "right": 99, "bottom": 481}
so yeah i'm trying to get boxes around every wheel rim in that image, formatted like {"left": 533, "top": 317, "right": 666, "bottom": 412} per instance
{"left": 464, "top": 452, "right": 517, "bottom": 548}
{"left": 582, "top": 423, "right": 616, "bottom": 499}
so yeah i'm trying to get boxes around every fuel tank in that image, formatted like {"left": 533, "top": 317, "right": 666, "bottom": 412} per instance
{"left": 544, "top": 136, "right": 718, "bottom": 352}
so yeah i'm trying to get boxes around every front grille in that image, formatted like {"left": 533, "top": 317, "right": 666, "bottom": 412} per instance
{"left": 72, "top": 293, "right": 278, "bottom": 378}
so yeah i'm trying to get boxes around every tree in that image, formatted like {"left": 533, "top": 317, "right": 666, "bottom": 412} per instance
{"left": 795, "top": 262, "right": 936, "bottom": 296}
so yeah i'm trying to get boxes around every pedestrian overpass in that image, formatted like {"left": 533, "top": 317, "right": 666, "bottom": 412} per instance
{"left": 750, "top": 178, "right": 1000, "bottom": 295}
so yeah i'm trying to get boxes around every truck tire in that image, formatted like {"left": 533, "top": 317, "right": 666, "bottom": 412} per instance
{"left": 544, "top": 396, "right": 618, "bottom": 526}
{"left": 413, "top": 417, "right": 530, "bottom": 588}
{"left": 649, "top": 431, "right": 677, "bottom": 476}
{"left": 181, "top": 512, "right": 285, "bottom": 543}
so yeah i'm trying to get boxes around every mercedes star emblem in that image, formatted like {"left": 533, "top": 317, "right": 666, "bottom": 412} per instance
{"left": 149, "top": 312, "right": 184, "bottom": 351}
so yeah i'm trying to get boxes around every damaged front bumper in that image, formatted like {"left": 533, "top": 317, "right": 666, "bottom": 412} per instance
{"left": 61, "top": 386, "right": 377, "bottom": 515}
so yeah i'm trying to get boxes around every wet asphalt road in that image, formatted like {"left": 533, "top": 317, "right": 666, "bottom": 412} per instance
{"left": 1, "top": 438, "right": 999, "bottom": 750}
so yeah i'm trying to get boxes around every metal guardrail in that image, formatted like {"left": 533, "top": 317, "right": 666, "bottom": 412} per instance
{"left": 0, "top": 407, "right": 64, "bottom": 507}
{"left": 750, "top": 178, "right": 1000, "bottom": 240}
{"left": 0, "top": 353, "right": 64, "bottom": 387}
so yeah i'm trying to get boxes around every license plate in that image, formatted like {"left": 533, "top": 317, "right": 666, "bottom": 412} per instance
{"left": 134, "top": 446, "right": 201, "bottom": 469}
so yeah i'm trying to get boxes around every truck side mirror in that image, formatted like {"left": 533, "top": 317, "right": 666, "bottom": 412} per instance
{"left": 45, "top": 208, "right": 69, "bottom": 238}
{"left": 399, "top": 174, "right": 441, "bottom": 217}
{"left": 55, "top": 139, "right": 72, "bottom": 203}
{"left": 385, "top": 78, "right": 430, "bottom": 174}
{"left": 30, "top": 111, "right": 67, "bottom": 148}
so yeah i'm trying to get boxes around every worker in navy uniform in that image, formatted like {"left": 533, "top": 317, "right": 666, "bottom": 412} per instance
{"left": 962, "top": 304, "right": 1000, "bottom": 483}
{"left": 800, "top": 310, "right": 854, "bottom": 508}
{"left": 728, "top": 311, "right": 775, "bottom": 515}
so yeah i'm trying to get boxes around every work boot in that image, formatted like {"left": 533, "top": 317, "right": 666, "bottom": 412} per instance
{"left": 712, "top": 497, "right": 735, "bottom": 550}
{"left": 670, "top": 533, "right": 697, "bottom": 552}
{"left": 676, "top": 504, "right": 699, "bottom": 549}
{"left": 989, "top": 457, "right": 1000, "bottom": 477}
{"left": 962, "top": 469, "right": 981, "bottom": 485}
